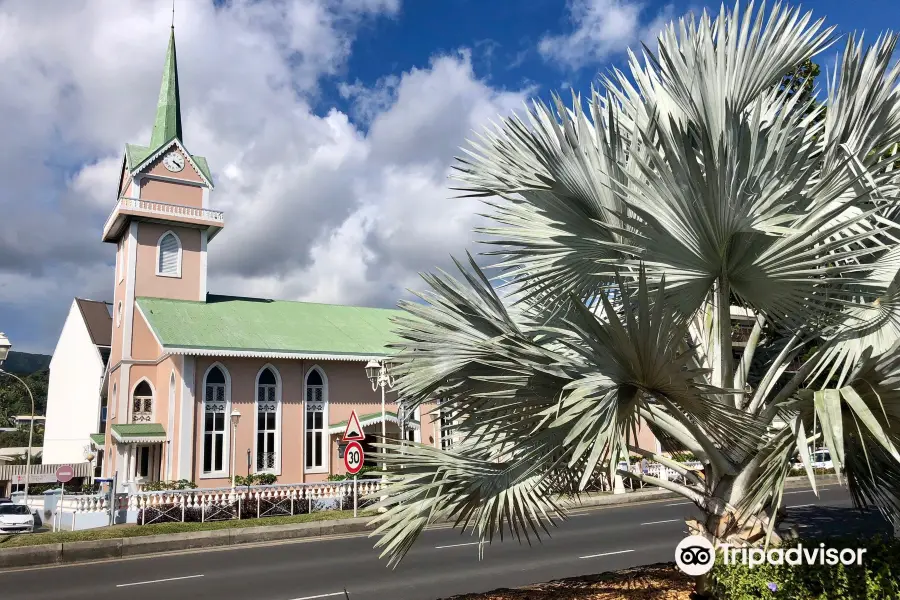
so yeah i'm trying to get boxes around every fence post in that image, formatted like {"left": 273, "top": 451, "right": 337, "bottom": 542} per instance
{"left": 141, "top": 495, "right": 145, "bottom": 526}
{"left": 238, "top": 492, "right": 242, "bottom": 520}
{"left": 353, "top": 476, "right": 358, "bottom": 518}
{"left": 257, "top": 491, "right": 261, "bottom": 519}
{"left": 201, "top": 497, "right": 206, "bottom": 523}
{"left": 181, "top": 495, "right": 186, "bottom": 523}
{"left": 290, "top": 491, "right": 294, "bottom": 516}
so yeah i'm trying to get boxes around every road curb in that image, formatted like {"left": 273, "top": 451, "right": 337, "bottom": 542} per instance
{"left": 0, "top": 475, "right": 841, "bottom": 570}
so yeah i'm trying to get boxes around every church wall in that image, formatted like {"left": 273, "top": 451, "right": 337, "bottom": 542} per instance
{"left": 130, "top": 308, "right": 162, "bottom": 361}
{"left": 185, "top": 357, "right": 418, "bottom": 487}
{"left": 141, "top": 177, "right": 204, "bottom": 208}
{"left": 134, "top": 222, "right": 202, "bottom": 301}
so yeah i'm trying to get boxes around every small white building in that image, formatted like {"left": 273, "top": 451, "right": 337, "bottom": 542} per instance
{"left": 42, "top": 299, "right": 111, "bottom": 468}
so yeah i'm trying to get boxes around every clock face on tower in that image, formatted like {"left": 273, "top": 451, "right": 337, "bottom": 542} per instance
{"left": 162, "top": 151, "right": 185, "bottom": 172}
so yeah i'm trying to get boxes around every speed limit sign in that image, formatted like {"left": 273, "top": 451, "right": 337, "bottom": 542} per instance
{"left": 344, "top": 440, "right": 364, "bottom": 475}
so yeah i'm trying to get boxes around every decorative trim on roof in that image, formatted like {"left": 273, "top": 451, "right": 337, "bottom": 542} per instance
{"left": 165, "top": 346, "right": 389, "bottom": 362}
{"left": 130, "top": 137, "right": 214, "bottom": 189}
{"left": 328, "top": 411, "right": 419, "bottom": 434}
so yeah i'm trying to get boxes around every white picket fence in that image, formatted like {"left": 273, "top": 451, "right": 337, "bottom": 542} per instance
{"left": 21, "top": 460, "right": 705, "bottom": 530}
{"left": 22, "top": 479, "right": 385, "bottom": 530}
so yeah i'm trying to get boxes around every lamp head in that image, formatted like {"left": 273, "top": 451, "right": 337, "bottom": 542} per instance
{"left": 230, "top": 409, "right": 241, "bottom": 427}
{"left": 0, "top": 332, "right": 11, "bottom": 363}
{"left": 364, "top": 359, "right": 381, "bottom": 384}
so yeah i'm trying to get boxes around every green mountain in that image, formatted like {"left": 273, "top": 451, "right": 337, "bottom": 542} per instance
{"left": 2, "top": 351, "right": 51, "bottom": 375}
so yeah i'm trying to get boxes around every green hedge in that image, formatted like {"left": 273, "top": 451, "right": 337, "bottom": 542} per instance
{"left": 711, "top": 536, "right": 900, "bottom": 599}
{"left": 327, "top": 465, "right": 382, "bottom": 481}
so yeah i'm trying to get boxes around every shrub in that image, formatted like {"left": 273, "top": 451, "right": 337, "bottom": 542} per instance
{"left": 710, "top": 536, "right": 900, "bottom": 599}
{"left": 670, "top": 451, "right": 697, "bottom": 463}
{"left": 234, "top": 473, "right": 278, "bottom": 487}
{"left": 141, "top": 479, "right": 197, "bottom": 491}
{"left": 327, "top": 465, "right": 381, "bottom": 481}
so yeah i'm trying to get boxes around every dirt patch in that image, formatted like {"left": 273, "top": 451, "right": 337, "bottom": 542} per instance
{"left": 437, "top": 563, "right": 693, "bottom": 599}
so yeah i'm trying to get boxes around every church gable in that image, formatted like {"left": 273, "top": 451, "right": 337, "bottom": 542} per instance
{"left": 130, "top": 139, "right": 213, "bottom": 188}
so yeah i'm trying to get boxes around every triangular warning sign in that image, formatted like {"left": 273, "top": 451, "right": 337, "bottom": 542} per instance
{"left": 342, "top": 410, "right": 365, "bottom": 441}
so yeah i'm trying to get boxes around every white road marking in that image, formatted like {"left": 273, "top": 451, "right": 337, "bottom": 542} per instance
{"left": 435, "top": 542, "right": 482, "bottom": 549}
{"left": 787, "top": 503, "right": 814, "bottom": 509}
{"left": 116, "top": 574, "right": 204, "bottom": 587}
{"left": 641, "top": 519, "right": 681, "bottom": 525}
{"left": 783, "top": 488, "right": 829, "bottom": 495}
{"left": 579, "top": 549, "right": 634, "bottom": 559}
{"left": 289, "top": 593, "right": 347, "bottom": 600}
{"left": 665, "top": 502, "right": 693, "bottom": 506}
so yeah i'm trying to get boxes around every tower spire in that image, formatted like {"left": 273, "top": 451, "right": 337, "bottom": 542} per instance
{"left": 149, "top": 25, "right": 183, "bottom": 151}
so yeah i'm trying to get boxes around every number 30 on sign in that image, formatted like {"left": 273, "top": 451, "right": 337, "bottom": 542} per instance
{"left": 344, "top": 440, "right": 364, "bottom": 475}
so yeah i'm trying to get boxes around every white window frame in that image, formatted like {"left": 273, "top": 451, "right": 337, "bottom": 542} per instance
{"left": 200, "top": 363, "right": 231, "bottom": 479}
{"left": 130, "top": 378, "right": 155, "bottom": 424}
{"left": 116, "top": 302, "right": 123, "bottom": 328}
{"left": 117, "top": 238, "right": 125, "bottom": 283}
{"left": 155, "top": 230, "right": 183, "bottom": 278}
{"left": 303, "top": 365, "right": 329, "bottom": 475}
{"left": 110, "top": 383, "right": 117, "bottom": 420}
{"left": 254, "top": 364, "right": 282, "bottom": 475}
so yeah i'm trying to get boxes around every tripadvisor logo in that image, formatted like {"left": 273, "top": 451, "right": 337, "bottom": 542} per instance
{"left": 674, "top": 535, "right": 868, "bottom": 575}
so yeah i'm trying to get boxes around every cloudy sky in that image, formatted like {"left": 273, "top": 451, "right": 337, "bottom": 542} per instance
{"left": 0, "top": 0, "right": 889, "bottom": 353}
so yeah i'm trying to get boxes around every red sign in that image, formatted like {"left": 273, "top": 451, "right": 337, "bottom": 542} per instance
{"left": 343, "top": 440, "right": 364, "bottom": 475}
{"left": 55, "top": 465, "right": 74, "bottom": 483}
{"left": 342, "top": 410, "right": 365, "bottom": 442}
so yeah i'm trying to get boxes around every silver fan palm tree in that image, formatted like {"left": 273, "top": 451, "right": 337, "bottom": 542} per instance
{"left": 370, "top": 1, "right": 900, "bottom": 591}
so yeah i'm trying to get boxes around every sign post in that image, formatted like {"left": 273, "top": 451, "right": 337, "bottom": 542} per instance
{"left": 55, "top": 465, "right": 74, "bottom": 532}
{"left": 343, "top": 441, "right": 364, "bottom": 518}
{"left": 342, "top": 411, "right": 365, "bottom": 518}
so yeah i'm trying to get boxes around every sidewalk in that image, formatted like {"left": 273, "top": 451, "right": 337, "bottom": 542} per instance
{"left": 0, "top": 475, "right": 840, "bottom": 570}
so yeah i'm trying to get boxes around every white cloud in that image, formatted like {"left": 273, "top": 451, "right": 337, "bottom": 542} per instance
{"left": 0, "top": 0, "right": 530, "bottom": 352}
{"left": 539, "top": 0, "right": 674, "bottom": 69}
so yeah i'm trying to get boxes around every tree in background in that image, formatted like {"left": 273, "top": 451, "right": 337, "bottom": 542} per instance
{"left": 367, "top": 4, "right": 900, "bottom": 596}
{"left": 0, "top": 370, "right": 47, "bottom": 448}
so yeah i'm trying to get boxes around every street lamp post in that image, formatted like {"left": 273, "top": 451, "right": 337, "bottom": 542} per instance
{"left": 230, "top": 410, "right": 241, "bottom": 491}
{"left": 365, "top": 359, "right": 395, "bottom": 470}
{"left": 0, "top": 333, "right": 36, "bottom": 500}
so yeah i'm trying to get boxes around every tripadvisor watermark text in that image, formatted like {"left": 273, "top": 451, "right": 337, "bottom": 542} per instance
{"left": 675, "top": 535, "right": 867, "bottom": 576}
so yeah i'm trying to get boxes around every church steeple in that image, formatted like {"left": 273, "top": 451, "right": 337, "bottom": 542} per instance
{"left": 149, "top": 27, "right": 183, "bottom": 151}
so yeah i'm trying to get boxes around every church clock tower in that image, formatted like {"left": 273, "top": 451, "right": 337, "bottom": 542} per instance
{"left": 100, "top": 26, "right": 223, "bottom": 481}
{"left": 103, "top": 25, "right": 223, "bottom": 364}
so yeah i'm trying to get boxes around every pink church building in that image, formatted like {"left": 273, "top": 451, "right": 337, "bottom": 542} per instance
{"left": 92, "top": 28, "right": 441, "bottom": 490}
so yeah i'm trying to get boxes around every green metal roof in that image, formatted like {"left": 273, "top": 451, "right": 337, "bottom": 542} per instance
{"left": 150, "top": 27, "right": 182, "bottom": 152}
{"left": 136, "top": 294, "right": 406, "bottom": 357}
{"left": 111, "top": 423, "right": 166, "bottom": 443}
{"left": 89, "top": 433, "right": 105, "bottom": 447}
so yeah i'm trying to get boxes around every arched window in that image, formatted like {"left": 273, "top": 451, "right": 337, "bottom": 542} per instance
{"left": 116, "top": 302, "right": 123, "bottom": 328}
{"left": 203, "top": 365, "right": 228, "bottom": 475}
{"left": 156, "top": 231, "right": 182, "bottom": 277}
{"left": 256, "top": 367, "right": 280, "bottom": 472}
{"left": 304, "top": 368, "right": 327, "bottom": 472}
{"left": 132, "top": 380, "right": 153, "bottom": 423}
{"left": 111, "top": 383, "right": 117, "bottom": 420}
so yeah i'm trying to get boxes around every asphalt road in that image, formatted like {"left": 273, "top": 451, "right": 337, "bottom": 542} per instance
{"left": 0, "top": 486, "right": 888, "bottom": 600}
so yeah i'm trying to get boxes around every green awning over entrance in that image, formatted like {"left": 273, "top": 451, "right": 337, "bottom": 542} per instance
{"left": 111, "top": 423, "right": 166, "bottom": 444}
{"left": 89, "top": 433, "right": 106, "bottom": 447}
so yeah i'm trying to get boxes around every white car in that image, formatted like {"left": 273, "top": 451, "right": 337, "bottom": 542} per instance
{"left": 0, "top": 503, "right": 35, "bottom": 534}
{"left": 811, "top": 449, "right": 834, "bottom": 470}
